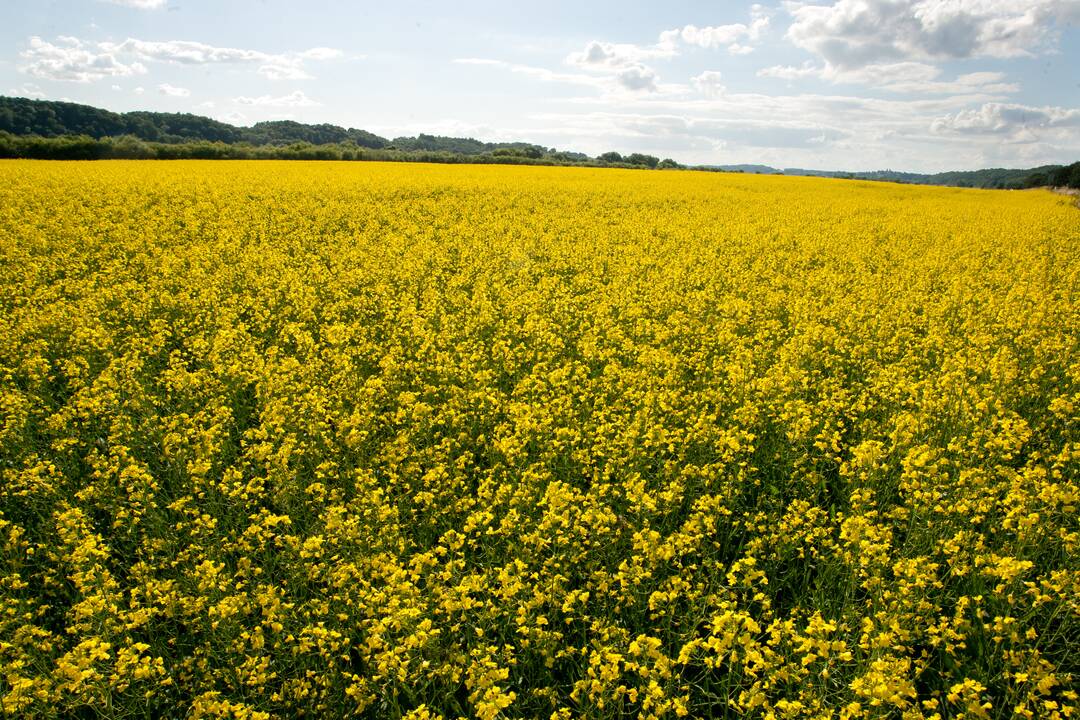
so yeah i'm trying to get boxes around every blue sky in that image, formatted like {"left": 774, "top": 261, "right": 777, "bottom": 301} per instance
{"left": 4, "top": 0, "right": 1080, "bottom": 171}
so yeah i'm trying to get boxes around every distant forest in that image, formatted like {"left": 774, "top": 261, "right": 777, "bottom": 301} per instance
{"left": 0, "top": 96, "right": 639, "bottom": 167}
{"left": 2, "top": 95, "right": 1078, "bottom": 189}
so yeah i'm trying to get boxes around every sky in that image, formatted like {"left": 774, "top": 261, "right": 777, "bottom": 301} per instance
{"left": 3, "top": 0, "right": 1080, "bottom": 172}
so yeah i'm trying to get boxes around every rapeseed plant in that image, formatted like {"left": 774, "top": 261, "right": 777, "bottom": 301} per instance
{"left": 0, "top": 160, "right": 1077, "bottom": 718}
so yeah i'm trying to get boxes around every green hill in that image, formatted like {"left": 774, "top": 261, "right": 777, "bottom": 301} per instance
{"left": 0, "top": 96, "right": 547, "bottom": 155}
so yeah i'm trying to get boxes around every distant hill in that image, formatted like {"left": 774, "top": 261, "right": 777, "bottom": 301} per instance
{"left": 783, "top": 166, "right": 1070, "bottom": 189}
{"left": 0, "top": 96, "right": 548, "bottom": 156}
{"left": 706, "top": 163, "right": 1078, "bottom": 190}
{"left": 664, "top": 160, "right": 1080, "bottom": 189}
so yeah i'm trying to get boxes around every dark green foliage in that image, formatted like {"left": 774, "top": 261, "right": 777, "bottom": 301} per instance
{"left": 0, "top": 96, "right": 390, "bottom": 148}
{"left": 0, "top": 97, "right": 242, "bottom": 143}
{"left": 625, "top": 153, "right": 660, "bottom": 168}
{"left": 491, "top": 147, "right": 543, "bottom": 159}
{"left": 243, "top": 121, "right": 388, "bottom": 148}
{"left": 0, "top": 96, "right": 590, "bottom": 163}
{"left": 0, "top": 131, "right": 622, "bottom": 168}
{"left": 1022, "top": 172, "right": 1049, "bottom": 189}
{"left": 391, "top": 133, "right": 546, "bottom": 156}
{"left": 1049, "top": 161, "right": 1080, "bottom": 189}
{"left": 0, "top": 96, "right": 132, "bottom": 137}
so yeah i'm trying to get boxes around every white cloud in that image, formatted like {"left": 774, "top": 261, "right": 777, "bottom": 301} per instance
{"left": 785, "top": 0, "right": 1080, "bottom": 68}
{"left": 133, "top": 86, "right": 144, "bottom": 94}
{"left": 931, "top": 102, "right": 1080, "bottom": 135}
{"left": 20, "top": 36, "right": 147, "bottom": 82}
{"left": 235, "top": 90, "right": 320, "bottom": 107}
{"left": 101, "top": 38, "right": 268, "bottom": 64}
{"left": 158, "top": 82, "right": 190, "bottom": 97}
{"left": 616, "top": 65, "right": 658, "bottom": 92}
{"left": 102, "top": 38, "right": 326, "bottom": 80}
{"left": 563, "top": 40, "right": 671, "bottom": 94}
{"left": 21, "top": 35, "right": 343, "bottom": 83}
{"left": 660, "top": 5, "right": 772, "bottom": 55}
{"left": 557, "top": 6, "right": 774, "bottom": 96}
{"left": 691, "top": 71, "right": 726, "bottom": 98}
{"left": 566, "top": 40, "right": 673, "bottom": 70}
{"left": 99, "top": 0, "right": 166, "bottom": 8}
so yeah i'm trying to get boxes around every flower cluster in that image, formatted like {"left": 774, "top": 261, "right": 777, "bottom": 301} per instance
{"left": 0, "top": 160, "right": 1077, "bottom": 718}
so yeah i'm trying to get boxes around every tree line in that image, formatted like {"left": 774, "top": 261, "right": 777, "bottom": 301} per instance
{"left": 868, "top": 165, "right": 1080, "bottom": 190}
{"left": 1018, "top": 163, "right": 1080, "bottom": 190}
{"left": 0, "top": 96, "right": 676, "bottom": 168}
{"left": 0, "top": 131, "right": 674, "bottom": 170}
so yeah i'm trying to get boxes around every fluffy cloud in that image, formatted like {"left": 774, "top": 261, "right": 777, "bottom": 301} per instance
{"left": 616, "top": 65, "right": 659, "bottom": 92}
{"left": 566, "top": 40, "right": 674, "bottom": 71}
{"left": 235, "top": 90, "right": 320, "bottom": 108}
{"left": 21, "top": 35, "right": 342, "bottom": 83}
{"left": 566, "top": 41, "right": 616, "bottom": 68}
{"left": 564, "top": 41, "right": 667, "bottom": 92}
{"left": 931, "top": 102, "right": 1080, "bottom": 134}
{"left": 691, "top": 71, "right": 726, "bottom": 98}
{"left": 100, "top": 38, "right": 330, "bottom": 80}
{"left": 20, "top": 36, "right": 147, "bottom": 82}
{"left": 660, "top": 5, "right": 772, "bottom": 55}
{"left": 157, "top": 83, "right": 190, "bottom": 97}
{"left": 560, "top": 6, "right": 774, "bottom": 95}
{"left": 101, "top": 38, "right": 268, "bottom": 64}
{"left": 785, "top": 0, "right": 1080, "bottom": 68}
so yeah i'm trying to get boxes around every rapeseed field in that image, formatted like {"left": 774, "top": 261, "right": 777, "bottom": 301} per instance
{"left": 0, "top": 160, "right": 1077, "bottom": 719}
